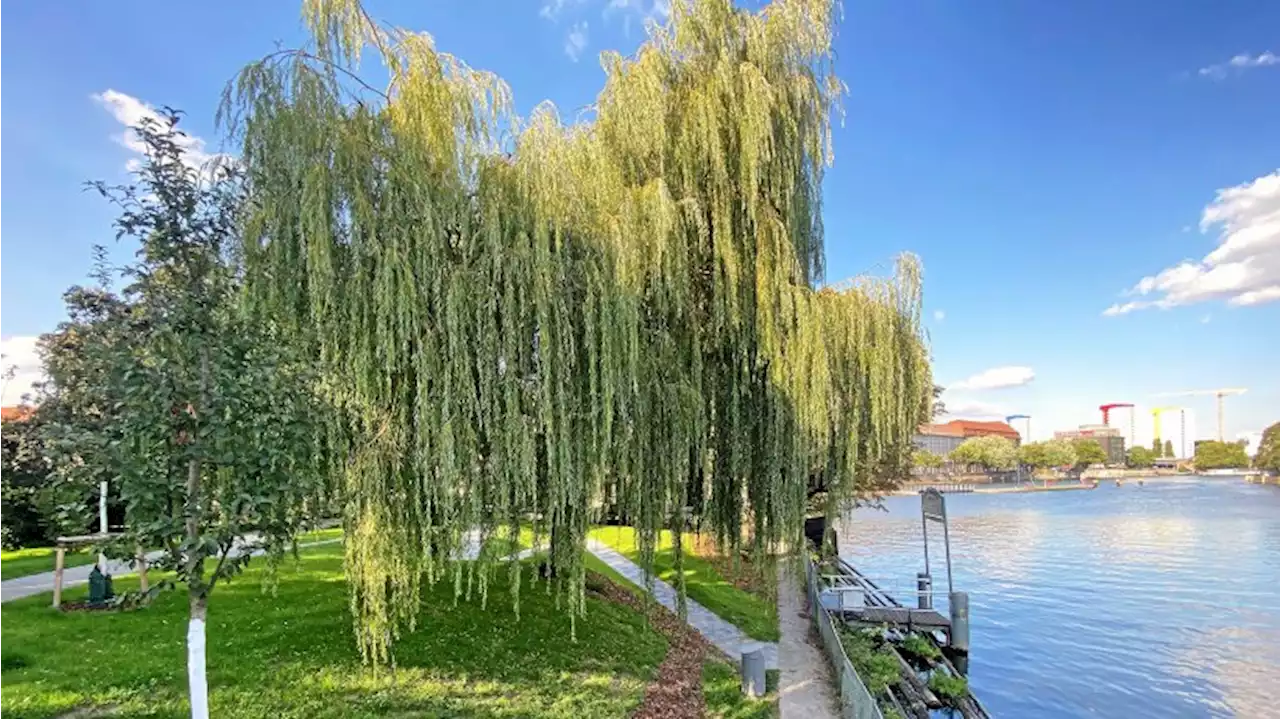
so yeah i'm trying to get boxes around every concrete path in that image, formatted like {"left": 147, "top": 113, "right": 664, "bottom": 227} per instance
{"left": 777, "top": 560, "right": 838, "bottom": 719}
{"left": 455, "top": 529, "right": 543, "bottom": 562}
{"left": 585, "top": 538, "right": 778, "bottom": 670}
{"left": 0, "top": 538, "right": 342, "bottom": 604}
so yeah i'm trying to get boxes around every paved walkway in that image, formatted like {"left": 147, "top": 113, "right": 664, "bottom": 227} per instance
{"left": 776, "top": 560, "right": 838, "bottom": 719}
{"left": 0, "top": 538, "right": 343, "bottom": 604}
{"left": 584, "top": 538, "right": 778, "bottom": 669}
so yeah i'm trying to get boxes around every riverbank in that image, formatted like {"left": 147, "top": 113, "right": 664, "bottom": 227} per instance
{"left": 892, "top": 481, "right": 1099, "bottom": 496}
{"left": 975, "top": 482, "right": 1095, "bottom": 494}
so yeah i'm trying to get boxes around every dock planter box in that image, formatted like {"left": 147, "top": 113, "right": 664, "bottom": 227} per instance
{"left": 806, "top": 556, "right": 886, "bottom": 719}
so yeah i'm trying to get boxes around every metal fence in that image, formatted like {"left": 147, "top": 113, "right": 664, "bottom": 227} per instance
{"left": 805, "top": 556, "right": 886, "bottom": 719}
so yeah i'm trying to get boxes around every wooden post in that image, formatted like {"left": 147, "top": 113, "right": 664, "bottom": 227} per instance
{"left": 137, "top": 545, "right": 149, "bottom": 592}
{"left": 53, "top": 545, "right": 66, "bottom": 609}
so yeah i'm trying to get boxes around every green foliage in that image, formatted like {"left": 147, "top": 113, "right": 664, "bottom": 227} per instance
{"left": 0, "top": 415, "right": 62, "bottom": 549}
{"left": 912, "top": 449, "right": 944, "bottom": 469}
{"left": 839, "top": 629, "right": 900, "bottom": 696}
{"left": 1164, "top": 439, "right": 1175, "bottom": 458}
{"left": 1151, "top": 436, "right": 1161, "bottom": 455}
{"left": 950, "top": 435, "right": 1017, "bottom": 470}
{"left": 39, "top": 114, "right": 328, "bottom": 611}
{"left": 1071, "top": 438, "right": 1108, "bottom": 467}
{"left": 927, "top": 671, "right": 969, "bottom": 702}
{"left": 34, "top": 284, "right": 139, "bottom": 542}
{"left": 0, "top": 544, "right": 667, "bottom": 718}
{"left": 1018, "top": 439, "right": 1076, "bottom": 470}
{"left": 899, "top": 632, "right": 941, "bottom": 660}
{"left": 1126, "top": 446, "right": 1155, "bottom": 469}
{"left": 1194, "top": 440, "right": 1249, "bottom": 470}
{"left": 223, "top": 0, "right": 932, "bottom": 661}
{"left": 1256, "top": 422, "right": 1280, "bottom": 472}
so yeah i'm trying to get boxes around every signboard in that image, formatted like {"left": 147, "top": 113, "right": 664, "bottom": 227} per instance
{"left": 921, "top": 488, "right": 946, "bottom": 523}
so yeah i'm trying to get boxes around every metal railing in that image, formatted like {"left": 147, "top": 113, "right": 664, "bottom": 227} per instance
{"left": 805, "top": 556, "right": 886, "bottom": 719}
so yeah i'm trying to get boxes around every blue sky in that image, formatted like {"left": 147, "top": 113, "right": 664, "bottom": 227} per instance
{"left": 2, "top": 0, "right": 1278, "bottom": 449}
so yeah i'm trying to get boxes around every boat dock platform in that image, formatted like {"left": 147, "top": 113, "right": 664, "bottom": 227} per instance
{"left": 818, "top": 556, "right": 952, "bottom": 635}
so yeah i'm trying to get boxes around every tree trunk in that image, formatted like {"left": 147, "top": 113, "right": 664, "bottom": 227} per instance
{"left": 187, "top": 592, "right": 209, "bottom": 719}
{"left": 185, "top": 448, "right": 207, "bottom": 719}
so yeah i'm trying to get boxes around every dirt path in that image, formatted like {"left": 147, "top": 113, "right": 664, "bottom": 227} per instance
{"left": 777, "top": 561, "right": 838, "bottom": 719}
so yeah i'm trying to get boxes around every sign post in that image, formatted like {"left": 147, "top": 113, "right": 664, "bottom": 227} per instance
{"left": 919, "top": 488, "right": 954, "bottom": 597}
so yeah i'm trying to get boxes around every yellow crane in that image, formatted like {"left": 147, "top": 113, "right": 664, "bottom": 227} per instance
{"left": 1155, "top": 388, "right": 1247, "bottom": 442}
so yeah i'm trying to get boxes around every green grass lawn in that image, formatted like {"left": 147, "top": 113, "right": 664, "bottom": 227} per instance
{"left": 588, "top": 526, "right": 779, "bottom": 642}
{"left": 1, "top": 542, "right": 671, "bottom": 719}
{"left": 703, "top": 661, "right": 779, "bottom": 718}
{"left": 1, "top": 547, "right": 97, "bottom": 581}
{"left": 0, "top": 527, "right": 341, "bottom": 583}
{"left": 294, "top": 526, "right": 344, "bottom": 544}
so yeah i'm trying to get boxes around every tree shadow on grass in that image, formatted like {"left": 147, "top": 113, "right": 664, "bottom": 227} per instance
{"left": 1, "top": 544, "right": 666, "bottom": 719}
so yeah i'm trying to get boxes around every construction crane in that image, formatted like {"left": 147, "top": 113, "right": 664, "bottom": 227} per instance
{"left": 1151, "top": 406, "right": 1185, "bottom": 458}
{"left": 1005, "top": 414, "right": 1030, "bottom": 441}
{"left": 1099, "top": 403, "right": 1134, "bottom": 450}
{"left": 1155, "top": 388, "right": 1246, "bottom": 442}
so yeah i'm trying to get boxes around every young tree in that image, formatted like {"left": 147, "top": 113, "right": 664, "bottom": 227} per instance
{"left": 34, "top": 284, "right": 135, "bottom": 542}
{"left": 1151, "top": 437, "right": 1162, "bottom": 455}
{"left": 1256, "top": 422, "right": 1280, "bottom": 472}
{"left": 41, "top": 112, "right": 326, "bottom": 719}
{"left": 1017, "top": 441, "right": 1044, "bottom": 469}
{"left": 913, "top": 449, "right": 944, "bottom": 471}
{"left": 1, "top": 412, "right": 57, "bottom": 548}
{"left": 1018, "top": 439, "right": 1076, "bottom": 479}
{"left": 1194, "top": 440, "right": 1249, "bottom": 470}
{"left": 950, "top": 435, "right": 1017, "bottom": 471}
{"left": 1163, "top": 439, "right": 1175, "bottom": 458}
{"left": 1071, "top": 438, "right": 1108, "bottom": 468}
{"left": 1126, "top": 446, "right": 1155, "bottom": 468}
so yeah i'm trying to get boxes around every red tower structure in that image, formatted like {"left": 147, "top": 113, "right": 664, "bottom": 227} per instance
{"left": 1099, "top": 402, "right": 1135, "bottom": 451}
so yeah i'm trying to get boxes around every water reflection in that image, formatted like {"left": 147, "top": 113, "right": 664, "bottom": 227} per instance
{"left": 837, "top": 479, "right": 1280, "bottom": 718}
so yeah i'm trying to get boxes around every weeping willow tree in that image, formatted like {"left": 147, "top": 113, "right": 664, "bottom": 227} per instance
{"left": 222, "top": 0, "right": 931, "bottom": 662}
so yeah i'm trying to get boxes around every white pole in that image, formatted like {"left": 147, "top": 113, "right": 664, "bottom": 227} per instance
{"left": 99, "top": 480, "right": 109, "bottom": 570}
{"left": 188, "top": 616, "right": 210, "bottom": 719}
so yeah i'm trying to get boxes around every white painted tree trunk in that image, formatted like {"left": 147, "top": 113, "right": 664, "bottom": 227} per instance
{"left": 188, "top": 597, "right": 209, "bottom": 719}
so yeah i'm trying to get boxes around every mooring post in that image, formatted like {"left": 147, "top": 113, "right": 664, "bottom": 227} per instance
{"left": 917, "top": 572, "right": 932, "bottom": 610}
{"left": 950, "top": 591, "right": 970, "bottom": 653}
{"left": 740, "top": 646, "right": 767, "bottom": 697}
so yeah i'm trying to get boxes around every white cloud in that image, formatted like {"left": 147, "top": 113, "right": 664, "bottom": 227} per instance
{"left": 1, "top": 336, "right": 45, "bottom": 405}
{"left": 1198, "top": 51, "right": 1279, "bottom": 80}
{"left": 541, "top": 0, "right": 591, "bottom": 21}
{"left": 603, "top": 0, "right": 671, "bottom": 35}
{"left": 933, "top": 309, "right": 945, "bottom": 322}
{"left": 564, "top": 21, "right": 589, "bottom": 62}
{"left": 943, "top": 398, "right": 1008, "bottom": 421}
{"left": 948, "top": 366, "right": 1035, "bottom": 391}
{"left": 93, "top": 89, "right": 223, "bottom": 172}
{"left": 1103, "top": 170, "right": 1280, "bottom": 315}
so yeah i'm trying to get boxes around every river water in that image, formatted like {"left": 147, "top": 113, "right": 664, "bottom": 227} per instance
{"left": 836, "top": 477, "right": 1280, "bottom": 718}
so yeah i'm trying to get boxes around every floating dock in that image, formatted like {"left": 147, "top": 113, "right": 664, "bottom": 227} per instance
{"left": 810, "top": 489, "right": 993, "bottom": 719}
